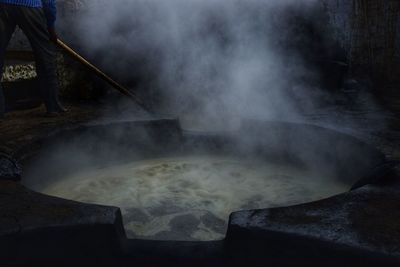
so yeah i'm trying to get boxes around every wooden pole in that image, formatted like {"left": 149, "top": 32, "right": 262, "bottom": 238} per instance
{"left": 56, "top": 39, "right": 149, "bottom": 111}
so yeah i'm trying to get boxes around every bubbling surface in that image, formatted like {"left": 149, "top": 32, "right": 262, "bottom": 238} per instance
{"left": 41, "top": 156, "right": 348, "bottom": 241}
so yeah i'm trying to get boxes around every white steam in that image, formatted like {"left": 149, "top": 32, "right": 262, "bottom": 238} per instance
{"left": 71, "top": 0, "right": 324, "bottom": 129}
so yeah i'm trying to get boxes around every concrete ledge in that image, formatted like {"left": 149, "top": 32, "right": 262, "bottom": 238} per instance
{"left": 226, "top": 182, "right": 400, "bottom": 266}
{"left": 0, "top": 180, "right": 125, "bottom": 265}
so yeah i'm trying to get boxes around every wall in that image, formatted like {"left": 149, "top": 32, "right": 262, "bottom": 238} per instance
{"left": 323, "top": 0, "right": 400, "bottom": 91}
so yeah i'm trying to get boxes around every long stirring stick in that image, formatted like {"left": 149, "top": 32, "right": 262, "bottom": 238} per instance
{"left": 57, "top": 39, "right": 150, "bottom": 112}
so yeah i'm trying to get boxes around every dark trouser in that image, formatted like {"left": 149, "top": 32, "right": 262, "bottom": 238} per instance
{"left": 0, "top": 3, "right": 59, "bottom": 114}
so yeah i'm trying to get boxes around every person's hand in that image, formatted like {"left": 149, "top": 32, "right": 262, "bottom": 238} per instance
{"left": 48, "top": 27, "right": 58, "bottom": 44}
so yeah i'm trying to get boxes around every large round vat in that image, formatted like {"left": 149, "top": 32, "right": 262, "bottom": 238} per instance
{"left": 22, "top": 119, "right": 387, "bottom": 241}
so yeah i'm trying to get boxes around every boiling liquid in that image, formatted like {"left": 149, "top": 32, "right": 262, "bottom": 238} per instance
{"left": 41, "top": 156, "right": 347, "bottom": 241}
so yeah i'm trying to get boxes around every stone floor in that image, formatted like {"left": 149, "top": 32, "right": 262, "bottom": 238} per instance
{"left": 0, "top": 103, "right": 99, "bottom": 159}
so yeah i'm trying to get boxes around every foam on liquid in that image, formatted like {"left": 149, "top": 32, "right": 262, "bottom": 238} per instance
{"left": 41, "top": 156, "right": 347, "bottom": 241}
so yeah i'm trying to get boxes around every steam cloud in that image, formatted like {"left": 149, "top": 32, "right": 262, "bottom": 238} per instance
{"left": 23, "top": 0, "right": 388, "bottom": 241}
{"left": 70, "top": 0, "right": 328, "bottom": 129}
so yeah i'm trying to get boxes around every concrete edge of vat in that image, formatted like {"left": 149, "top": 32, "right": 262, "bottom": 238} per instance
{"left": 0, "top": 179, "right": 128, "bottom": 265}
{"left": 15, "top": 118, "right": 391, "bottom": 188}
{"left": 13, "top": 118, "right": 183, "bottom": 164}
{"left": 0, "top": 152, "right": 22, "bottom": 182}
{"left": 225, "top": 181, "right": 400, "bottom": 266}
{"left": 350, "top": 160, "right": 399, "bottom": 190}
{"left": 239, "top": 119, "right": 393, "bottom": 187}
{"left": 224, "top": 224, "right": 400, "bottom": 267}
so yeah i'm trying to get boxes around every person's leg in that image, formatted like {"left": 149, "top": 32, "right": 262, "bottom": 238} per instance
{"left": 0, "top": 4, "right": 17, "bottom": 117}
{"left": 14, "top": 6, "right": 63, "bottom": 113}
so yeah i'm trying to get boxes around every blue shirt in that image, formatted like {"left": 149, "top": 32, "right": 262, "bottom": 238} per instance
{"left": 0, "top": 0, "right": 57, "bottom": 28}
